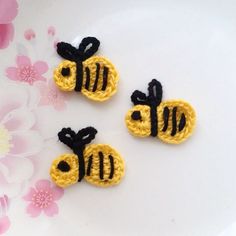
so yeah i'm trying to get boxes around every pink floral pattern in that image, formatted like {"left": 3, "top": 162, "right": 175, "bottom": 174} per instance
{"left": 24, "top": 29, "right": 36, "bottom": 41}
{"left": 0, "top": 0, "right": 18, "bottom": 49}
{"left": 36, "top": 81, "right": 67, "bottom": 111}
{"left": 6, "top": 55, "right": 49, "bottom": 85}
{"left": 23, "top": 179, "right": 64, "bottom": 217}
{"left": 0, "top": 195, "right": 10, "bottom": 235}
{"left": 0, "top": 86, "right": 43, "bottom": 194}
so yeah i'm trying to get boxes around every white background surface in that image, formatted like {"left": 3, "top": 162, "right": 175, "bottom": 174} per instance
{"left": 2, "top": 0, "right": 236, "bottom": 235}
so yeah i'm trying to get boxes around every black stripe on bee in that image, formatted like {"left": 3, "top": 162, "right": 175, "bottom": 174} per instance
{"left": 161, "top": 106, "right": 187, "bottom": 136}
{"left": 92, "top": 63, "right": 100, "bottom": 92}
{"left": 179, "top": 113, "right": 186, "bottom": 132}
{"left": 99, "top": 152, "right": 104, "bottom": 179}
{"left": 108, "top": 155, "right": 114, "bottom": 179}
{"left": 171, "top": 107, "right": 177, "bottom": 136}
{"left": 86, "top": 155, "right": 93, "bottom": 176}
{"left": 162, "top": 107, "right": 170, "bottom": 132}
{"left": 102, "top": 67, "right": 109, "bottom": 91}
{"left": 85, "top": 67, "right": 90, "bottom": 90}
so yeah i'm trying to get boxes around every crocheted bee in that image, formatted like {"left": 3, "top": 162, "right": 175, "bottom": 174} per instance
{"left": 50, "top": 127, "right": 125, "bottom": 188}
{"left": 54, "top": 37, "right": 119, "bottom": 102}
{"left": 125, "top": 79, "right": 196, "bottom": 144}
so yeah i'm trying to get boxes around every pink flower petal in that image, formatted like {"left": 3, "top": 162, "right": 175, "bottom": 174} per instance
{"left": 0, "top": 23, "right": 14, "bottom": 49}
{"left": 2, "top": 108, "right": 35, "bottom": 131}
{"left": 0, "top": 216, "right": 10, "bottom": 234}
{"left": 33, "top": 61, "right": 48, "bottom": 74}
{"left": 47, "top": 26, "right": 55, "bottom": 36}
{"left": 16, "top": 55, "right": 31, "bottom": 67}
{"left": 0, "top": 86, "right": 28, "bottom": 120}
{"left": 51, "top": 186, "right": 64, "bottom": 201}
{"left": 24, "top": 29, "right": 35, "bottom": 41}
{"left": 0, "top": 156, "right": 34, "bottom": 184}
{"left": 37, "top": 75, "right": 47, "bottom": 82}
{"left": 26, "top": 203, "right": 41, "bottom": 217}
{"left": 10, "top": 130, "right": 43, "bottom": 157}
{"left": 53, "top": 99, "right": 66, "bottom": 111}
{"left": 43, "top": 202, "right": 58, "bottom": 217}
{"left": 23, "top": 187, "right": 36, "bottom": 201}
{"left": 35, "top": 179, "right": 51, "bottom": 192}
{"left": 5, "top": 67, "right": 18, "bottom": 81}
{"left": 0, "top": 0, "right": 18, "bottom": 23}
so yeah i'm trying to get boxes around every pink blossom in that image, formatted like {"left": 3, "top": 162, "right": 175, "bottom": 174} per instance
{"left": 6, "top": 55, "right": 48, "bottom": 85}
{"left": 0, "top": 195, "right": 10, "bottom": 234}
{"left": 23, "top": 179, "right": 64, "bottom": 217}
{"left": 36, "top": 80, "right": 67, "bottom": 111}
{"left": 24, "top": 29, "right": 36, "bottom": 41}
{"left": 0, "top": 86, "right": 43, "bottom": 195}
{"left": 0, "top": 0, "right": 18, "bottom": 49}
{"left": 47, "top": 26, "right": 55, "bottom": 36}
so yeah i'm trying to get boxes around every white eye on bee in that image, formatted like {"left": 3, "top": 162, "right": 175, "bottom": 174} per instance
{"left": 125, "top": 79, "right": 196, "bottom": 144}
{"left": 50, "top": 127, "right": 125, "bottom": 188}
{"left": 53, "top": 37, "right": 119, "bottom": 102}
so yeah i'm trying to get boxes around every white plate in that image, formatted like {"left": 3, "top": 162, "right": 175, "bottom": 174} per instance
{"left": 0, "top": 0, "right": 236, "bottom": 235}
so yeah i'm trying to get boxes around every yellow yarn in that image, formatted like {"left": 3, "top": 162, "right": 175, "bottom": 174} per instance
{"left": 157, "top": 100, "right": 196, "bottom": 144}
{"left": 53, "top": 56, "right": 118, "bottom": 101}
{"left": 125, "top": 100, "right": 196, "bottom": 144}
{"left": 50, "top": 153, "right": 78, "bottom": 188}
{"left": 54, "top": 60, "right": 76, "bottom": 91}
{"left": 84, "top": 144, "right": 125, "bottom": 187}
{"left": 50, "top": 145, "right": 125, "bottom": 188}
{"left": 125, "top": 105, "right": 151, "bottom": 137}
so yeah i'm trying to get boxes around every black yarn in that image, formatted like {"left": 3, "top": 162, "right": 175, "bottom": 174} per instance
{"left": 57, "top": 160, "right": 71, "bottom": 172}
{"left": 162, "top": 107, "right": 169, "bottom": 132}
{"left": 179, "top": 113, "right": 186, "bottom": 131}
{"left": 108, "top": 155, "right": 114, "bottom": 179}
{"left": 130, "top": 79, "right": 163, "bottom": 137}
{"left": 131, "top": 111, "right": 142, "bottom": 120}
{"left": 61, "top": 67, "right": 70, "bottom": 76}
{"left": 85, "top": 67, "right": 90, "bottom": 90}
{"left": 86, "top": 155, "right": 93, "bottom": 176}
{"left": 102, "top": 67, "right": 109, "bottom": 91}
{"left": 58, "top": 127, "right": 97, "bottom": 181}
{"left": 57, "top": 37, "right": 100, "bottom": 62}
{"left": 56, "top": 37, "right": 100, "bottom": 93}
{"left": 92, "top": 63, "right": 100, "bottom": 92}
{"left": 99, "top": 152, "right": 104, "bottom": 180}
{"left": 171, "top": 107, "right": 177, "bottom": 136}
{"left": 75, "top": 61, "right": 83, "bottom": 92}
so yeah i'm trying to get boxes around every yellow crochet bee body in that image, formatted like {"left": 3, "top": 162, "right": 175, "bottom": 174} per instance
{"left": 50, "top": 127, "right": 125, "bottom": 188}
{"left": 125, "top": 79, "right": 196, "bottom": 144}
{"left": 54, "top": 37, "right": 119, "bottom": 102}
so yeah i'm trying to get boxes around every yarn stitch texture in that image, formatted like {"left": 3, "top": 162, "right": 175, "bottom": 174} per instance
{"left": 54, "top": 37, "right": 119, "bottom": 102}
{"left": 125, "top": 79, "right": 196, "bottom": 144}
{"left": 50, "top": 127, "right": 125, "bottom": 188}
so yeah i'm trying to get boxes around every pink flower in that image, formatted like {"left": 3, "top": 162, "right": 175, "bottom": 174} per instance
{"left": 0, "top": 195, "right": 10, "bottom": 235}
{"left": 24, "top": 29, "right": 36, "bottom": 41}
{"left": 6, "top": 55, "right": 49, "bottom": 85}
{"left": 0, "top": 0, "right": 18, "bottom": 49}
{"left": 47, "top": 26, "right": 55, "bottom": 36}
{"left": 23, "top": 179, "right": 64, "bottom": 217}
{"left": 0, "top": 85, "right": 43, "bottom": 195}
{"left": 36, "top": 80, "right": 67, "bottom": 111}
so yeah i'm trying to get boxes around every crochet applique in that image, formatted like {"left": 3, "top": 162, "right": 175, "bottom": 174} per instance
{"left": 54, "top": 37, "right": 119, "bottom": 102}
{"left": 125, "top": 79, "right": 196, "bottom": 144}
{"left": 50, "top": 127, "right": 125, "bottom": 188}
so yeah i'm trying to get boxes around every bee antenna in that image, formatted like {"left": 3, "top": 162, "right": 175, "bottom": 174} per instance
{"left": 56, "top": 42, "right": 78, "bottom": 61}
{"left": 75, "top": 127, "right": 98, "bottom": 147}
{"left": 77, "top": 37, "right": 100, "bottom": 61}
{"left": 58, "top": 127, "right": 77, "bottom": 150}
{"left": 147, "top": 79, "right": 163, "bottom": 106}
{"left": 131, "top": 90, "right": 148, "bottom": 105}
